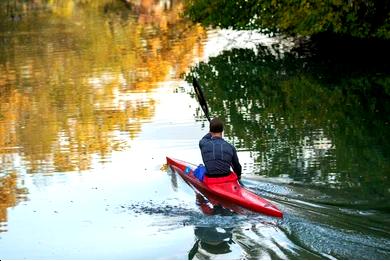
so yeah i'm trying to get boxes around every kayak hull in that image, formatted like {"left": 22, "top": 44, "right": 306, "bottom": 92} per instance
{"left": 166, "top": 157, "right": 283, "bottom": 218}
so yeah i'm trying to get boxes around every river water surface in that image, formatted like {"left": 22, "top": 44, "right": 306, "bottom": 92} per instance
{"left": 0, "top": 0, "right": 389, "bottom": 259}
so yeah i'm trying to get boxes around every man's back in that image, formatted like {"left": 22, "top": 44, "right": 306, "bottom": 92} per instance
{"left": 199, "top": 133, "right": 241, "bottom": 179}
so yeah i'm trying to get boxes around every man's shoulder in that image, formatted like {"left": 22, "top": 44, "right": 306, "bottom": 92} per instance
{"left": 221, "top": 139, "right": 235, "bottom": 149}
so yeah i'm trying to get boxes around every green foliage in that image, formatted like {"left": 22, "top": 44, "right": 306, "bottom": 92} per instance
{"left": 185, "top": 0, "right": 390, "bottom": 39}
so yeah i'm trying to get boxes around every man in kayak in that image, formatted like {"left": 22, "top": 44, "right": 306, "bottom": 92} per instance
{"left": 199, "top": 117, "right": 242, "bottom": 180}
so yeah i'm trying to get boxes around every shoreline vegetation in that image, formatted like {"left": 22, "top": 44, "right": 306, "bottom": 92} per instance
{"left": 184, "top": 0, "right": 390, "bottom": 40}
{"left": 183, "top": 0, "right": 390, "bottom": 69}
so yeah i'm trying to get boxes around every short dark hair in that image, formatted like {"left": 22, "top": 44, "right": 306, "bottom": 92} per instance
{"left": 210, "top": 117, "right": 224, "bottom": 133}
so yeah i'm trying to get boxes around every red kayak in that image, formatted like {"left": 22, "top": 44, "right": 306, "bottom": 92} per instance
{"left": 166, "top": 157, "right": 283, "bottom": 218}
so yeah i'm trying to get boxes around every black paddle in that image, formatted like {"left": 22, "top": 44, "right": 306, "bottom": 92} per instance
{"left": 192, "top": 77, "right": 211, "bottom": 122}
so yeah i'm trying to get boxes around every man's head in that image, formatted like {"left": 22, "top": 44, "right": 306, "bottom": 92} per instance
{"left": 209, "top": 117, "right": 224, "bottom": 133}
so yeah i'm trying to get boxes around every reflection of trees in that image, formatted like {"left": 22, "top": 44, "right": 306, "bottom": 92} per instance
{"left": 0, "top": 173, "right": 28, "bottom": 231}
{"left": 0, "top": 0, "right": 206, "bottom": 174}
{"left": 186, "top": 42, "right": 389, "bottom": 198}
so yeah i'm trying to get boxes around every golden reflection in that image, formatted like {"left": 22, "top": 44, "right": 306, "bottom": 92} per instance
{"left": 0, "top": 0, "right": 206, "bottom": 175}
{"left": 0, "top": 173, "right": 28, "bottom": 230}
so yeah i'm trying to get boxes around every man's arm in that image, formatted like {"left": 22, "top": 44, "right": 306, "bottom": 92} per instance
{"left": 231, "top": 147, "right": 242, "bottom": 179}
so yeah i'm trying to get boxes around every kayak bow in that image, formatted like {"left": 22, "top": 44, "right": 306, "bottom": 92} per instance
{"left": 166, "top": 157, "right": 283, "bottom": 218}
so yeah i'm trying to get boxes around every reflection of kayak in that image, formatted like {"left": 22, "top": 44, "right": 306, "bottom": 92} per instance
{"left": 166, "top": 157, "right": 283, "bottom": 218}
{"left": 188, "top": 226, "right": 233, "bottom": 259}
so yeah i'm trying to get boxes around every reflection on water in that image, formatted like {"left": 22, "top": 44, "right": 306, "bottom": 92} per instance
{"left": 186, "top": 41, "right": 390, "bottom": 201}
{"left": 1, "top": 0, "right": 389, "bottom": 259}
{"left": 0, "top": 0, "right": 205, "bottom": 229}
{"left": 135, "top": 167, "right": 390, "bottom": 259}
{"left": 0, "top": 0, "right": 205, "bottom": 173}
{"left": 188, "top": 193, "right": 235, "bottom": 259}
{"left": 188, "top": 226, "right": 234, "bottom": 259}
{"left": 183, "top": 35, "right": 390, "bottom": 259}
{"left": 0, "top": 173, "right": 28, "bottom": 232}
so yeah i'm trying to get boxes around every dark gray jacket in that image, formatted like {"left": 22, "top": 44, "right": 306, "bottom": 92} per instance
{"left": 199, "top": 133, "right": 242, "bottom": 178}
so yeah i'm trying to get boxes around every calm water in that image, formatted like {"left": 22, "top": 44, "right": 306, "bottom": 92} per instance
{"left": 0, "top": 0, "right": 389, "bottom": 259}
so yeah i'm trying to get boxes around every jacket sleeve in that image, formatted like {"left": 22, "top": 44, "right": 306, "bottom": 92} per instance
{"left": 199, "top": 133, "right": 212, "bottom": 149}
{"left": 231, "top": 146, "right": 242, "bottom": 179}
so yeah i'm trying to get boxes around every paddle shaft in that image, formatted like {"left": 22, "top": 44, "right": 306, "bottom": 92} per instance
{"left": 192, "top": 77, "right": 211, "bottom": 122}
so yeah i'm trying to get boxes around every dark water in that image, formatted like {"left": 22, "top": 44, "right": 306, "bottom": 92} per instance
{"left": 186, "top": 38, "right": 390, "bottom": 200}
{"left": 0, "top": 0, "right": 389, "bottom": 259}
{"left": 184, "top": 35, "right": 390, "bottom": 258}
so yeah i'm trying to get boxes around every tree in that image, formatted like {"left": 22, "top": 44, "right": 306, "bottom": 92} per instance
{"left": 184, "top": 0, "right": 390, "bottom": 39}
